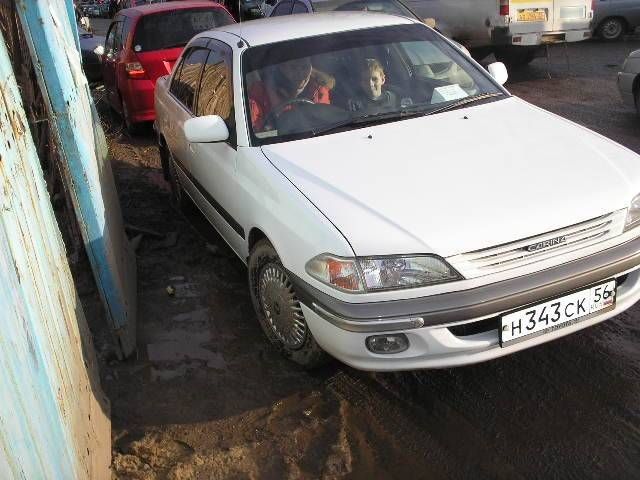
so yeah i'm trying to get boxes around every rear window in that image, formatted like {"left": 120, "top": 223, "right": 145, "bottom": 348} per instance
{"left": 133, "top": 8, "right": 234, "bottom": 52}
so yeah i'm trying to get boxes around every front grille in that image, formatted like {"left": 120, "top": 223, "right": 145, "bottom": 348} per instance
{"left": 448, "top": 210, "right": 626, "bottom": 278}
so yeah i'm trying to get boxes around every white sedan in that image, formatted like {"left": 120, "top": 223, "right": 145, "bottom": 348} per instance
{"left": 155, "top": 13, "right": 640, "bottom": 371}
{"left": 618, "top": 49, "right": 640, "bottom": 116}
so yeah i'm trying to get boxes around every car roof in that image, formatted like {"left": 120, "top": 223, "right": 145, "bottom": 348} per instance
{"left": 200, "top": 11, "right": 415, "bottom": 46}
{"left": 120, "top": 0, "right": 225, "bottom": 17}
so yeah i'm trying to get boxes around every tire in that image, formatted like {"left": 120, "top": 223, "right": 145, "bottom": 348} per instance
{"left": 494, "top": 47, "right": 537, "bottom": 70}
{"left": 120, "top": 95, "right": 141, "bottom": 135}
{"left": 158, "top": 139, "right": 170, "bottom": 181}
{"left": 166, "top": 150, "right": 192, "bottom": 211}
{"left": 635, "top": 86, "right": 640, "bottom": 118}
{"left": 248, "top": 239, "right": 328, "bottom": 368}
{"left": 597, "top": 17, "right": 625, "bottom": 41}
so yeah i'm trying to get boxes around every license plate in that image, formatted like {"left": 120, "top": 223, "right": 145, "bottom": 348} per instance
{"left": 517, "top": 9, "right": 547, "bottom": 22}
{"left": 500, "top": 280, "right": 616, "bottom": 346}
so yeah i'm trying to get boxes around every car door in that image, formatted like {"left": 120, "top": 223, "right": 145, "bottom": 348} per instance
{"left": 102, "top": 18, "right": 122, "bottom": 109}
{"left": 188, "top": 39, "right": 245, "bottom": 253}
{"left": 163, "top": 43, "right": 209, "bottom": 169}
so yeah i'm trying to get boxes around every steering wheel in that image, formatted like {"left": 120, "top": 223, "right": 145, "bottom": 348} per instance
{"left": 263, "top": 98, "right": 316, "bottom": 129}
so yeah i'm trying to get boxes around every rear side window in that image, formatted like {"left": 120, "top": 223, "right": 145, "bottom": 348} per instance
{"left": 170, "top": 48, "right": 209, "bottom": 111}
{"left": 132, "top": 9, "right": 234, "bottom": 52}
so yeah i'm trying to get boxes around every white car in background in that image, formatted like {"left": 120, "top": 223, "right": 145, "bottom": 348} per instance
{"left": 618, "top": 49, "right": 640, "bottom": 115}
{"left": 155, "top": 13, "right": 640, "bottom": 371}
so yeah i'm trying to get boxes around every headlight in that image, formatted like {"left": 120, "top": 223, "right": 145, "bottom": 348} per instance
{"left": 305, "top": 254, "right": 462, "bottom": 293}
{"left": 625, "top": 193, "right": 640, "bottom": 231}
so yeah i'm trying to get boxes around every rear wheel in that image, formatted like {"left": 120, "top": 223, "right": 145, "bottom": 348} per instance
{"left": 248, "top": 239, "right": 328, "bottom": 369}
{"left": 166, "top": 150, "right": 192, "bottom": 211}
{"left": 597, "top": 17, "right": 625, "bottom": 41}
{"left": 120, "top": 95, "right": 141, "bottom": 135}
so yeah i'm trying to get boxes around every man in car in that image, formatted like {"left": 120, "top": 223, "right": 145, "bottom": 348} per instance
{"left": 249, "top": 57, "right": 334, "bottom": 131}
{"left": 347, "top": 58, "right": 398, "bottom": 115}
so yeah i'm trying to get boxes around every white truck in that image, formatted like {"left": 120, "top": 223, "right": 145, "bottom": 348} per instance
{"left": 406, "top": 0, "right": 594, "bottom": 66}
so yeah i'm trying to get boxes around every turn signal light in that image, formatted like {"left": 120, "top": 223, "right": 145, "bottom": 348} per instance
{"left": 126, "top": 62, "right": 146, "bottom": 79}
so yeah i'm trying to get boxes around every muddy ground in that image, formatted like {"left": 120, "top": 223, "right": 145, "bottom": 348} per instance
{"left": 80, "top": 37, "right": 640, "bottom": 479}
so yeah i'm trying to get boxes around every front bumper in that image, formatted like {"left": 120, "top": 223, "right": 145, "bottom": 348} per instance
{"left": 292, "top": 236, "right": 640, "bottom": 371}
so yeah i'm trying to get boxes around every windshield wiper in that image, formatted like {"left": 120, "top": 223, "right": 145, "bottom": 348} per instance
{"left": 425, "top": 92, "right": 504, "bottom": 116}
{"left": 310, "top": 106, "right": 431, "bottom": 137}
{"left": 308, "top": 93, "right": 504, "bottom": 138}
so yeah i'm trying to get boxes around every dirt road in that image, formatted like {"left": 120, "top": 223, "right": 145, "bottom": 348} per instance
{"left": 84, "top": 38, "right": 640, "bottom": 479}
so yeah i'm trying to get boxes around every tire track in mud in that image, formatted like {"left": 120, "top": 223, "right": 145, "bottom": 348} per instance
{"left": 326, "top": 369, "right": 524, "bottom": 480}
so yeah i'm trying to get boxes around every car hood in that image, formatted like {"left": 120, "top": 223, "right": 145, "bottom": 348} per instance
{"left": 261, "top": 97, "right": 640, "bottom": 257}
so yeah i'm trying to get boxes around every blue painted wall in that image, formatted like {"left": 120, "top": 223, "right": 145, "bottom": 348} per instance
{"left": 0, "top": 24, "right": 110, "bottom": 479}
{"left": 16, "top": 0, "right": 137, "bottom": 357}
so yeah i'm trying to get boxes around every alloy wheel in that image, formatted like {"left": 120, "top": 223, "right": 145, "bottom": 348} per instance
{"left": 258, "top": 263, "right": 307, "bottom": 349}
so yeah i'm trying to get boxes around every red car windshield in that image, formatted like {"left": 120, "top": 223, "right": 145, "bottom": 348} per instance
{"left": 133, "top": 8, "right": 234, "bottom": 52}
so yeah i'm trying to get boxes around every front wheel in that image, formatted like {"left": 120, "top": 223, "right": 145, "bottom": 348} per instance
{"left": 248, "top": 239, "right": 328, "bottom": 368}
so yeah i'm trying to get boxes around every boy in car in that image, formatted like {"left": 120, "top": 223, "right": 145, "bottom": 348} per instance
{"left": 348, "top": 58, "right": 398, "bottom": 115}
{"left": 249, "top": 57, "right": 334, "bottom": 131}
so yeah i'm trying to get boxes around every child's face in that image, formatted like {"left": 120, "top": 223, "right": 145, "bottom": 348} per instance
{"left": 361, "top": 68, "right": 385, "bottom": 99}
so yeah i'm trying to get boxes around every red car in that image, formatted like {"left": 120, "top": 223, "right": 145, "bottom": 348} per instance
{"left": 102, "top": 0, "right": 234, "bottom": 133}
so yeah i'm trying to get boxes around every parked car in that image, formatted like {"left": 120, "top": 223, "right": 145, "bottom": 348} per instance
{"left": 118, "top": 0, "right": 169, "bottom": 9}
{"left": 404, "top": 0, "right": 594, "bottom": 67}
{"left": 264, "top": 0, "right": 471, "bottom": 56}
{"left": 593, "top": 0, "right": 640, "bottom": 41}
{"left": 264, "top": 0, "right": 418, "bottom": 18}
{"left": 618, "top": 49, "right": 640, "bottom": 113}
{"left": 102, "top": 0, "right": 234, "bottom": 133}
{"left": 78, "top": 27, "right": 106, "bottom": 82}
{"left": 155, "top": 13, "right": 640, "bottom": 371}
{"left": 81, "top": 0, "right": 110, "bottom": 17}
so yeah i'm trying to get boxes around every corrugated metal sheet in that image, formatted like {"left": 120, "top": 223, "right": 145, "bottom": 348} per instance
{"left": 0, "top": 25, "right": 110, "bottom": 479}
{"left": 15, "top": 0, "right": 137, "bottom": 357}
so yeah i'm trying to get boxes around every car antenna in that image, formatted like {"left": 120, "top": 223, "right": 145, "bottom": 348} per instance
{"left": 237, "top": 0, "right": 245, "bottom": 48}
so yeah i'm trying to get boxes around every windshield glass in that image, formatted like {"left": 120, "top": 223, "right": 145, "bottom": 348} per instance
{"left": 133, "top": 9, "right": 234, "bottom": 52}
{"left": 312, "top": 0, "right": 418, "bottom": 18}
{"left": 243, "top": 24, "right": 504, "bottom": 146}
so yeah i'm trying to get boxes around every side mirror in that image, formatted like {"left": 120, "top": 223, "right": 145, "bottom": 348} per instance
{"left": 184, "top": 115, "right": 229, "bottom": 143}
{"left": 487, "top": 62, "right": 508, "bottom": 85}
{"left": 423, "top": 17, "right": 437, "bottom": 28}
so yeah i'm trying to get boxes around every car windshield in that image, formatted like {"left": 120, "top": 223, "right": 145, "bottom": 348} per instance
{"left": 243, "top": 24, "right": 504, "bottom": 146}
{"left": 312, "top": 0, "right": 418, "bottom": 19}
{"left": 133, "top": 9, "right": 234, "bottom": 52}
